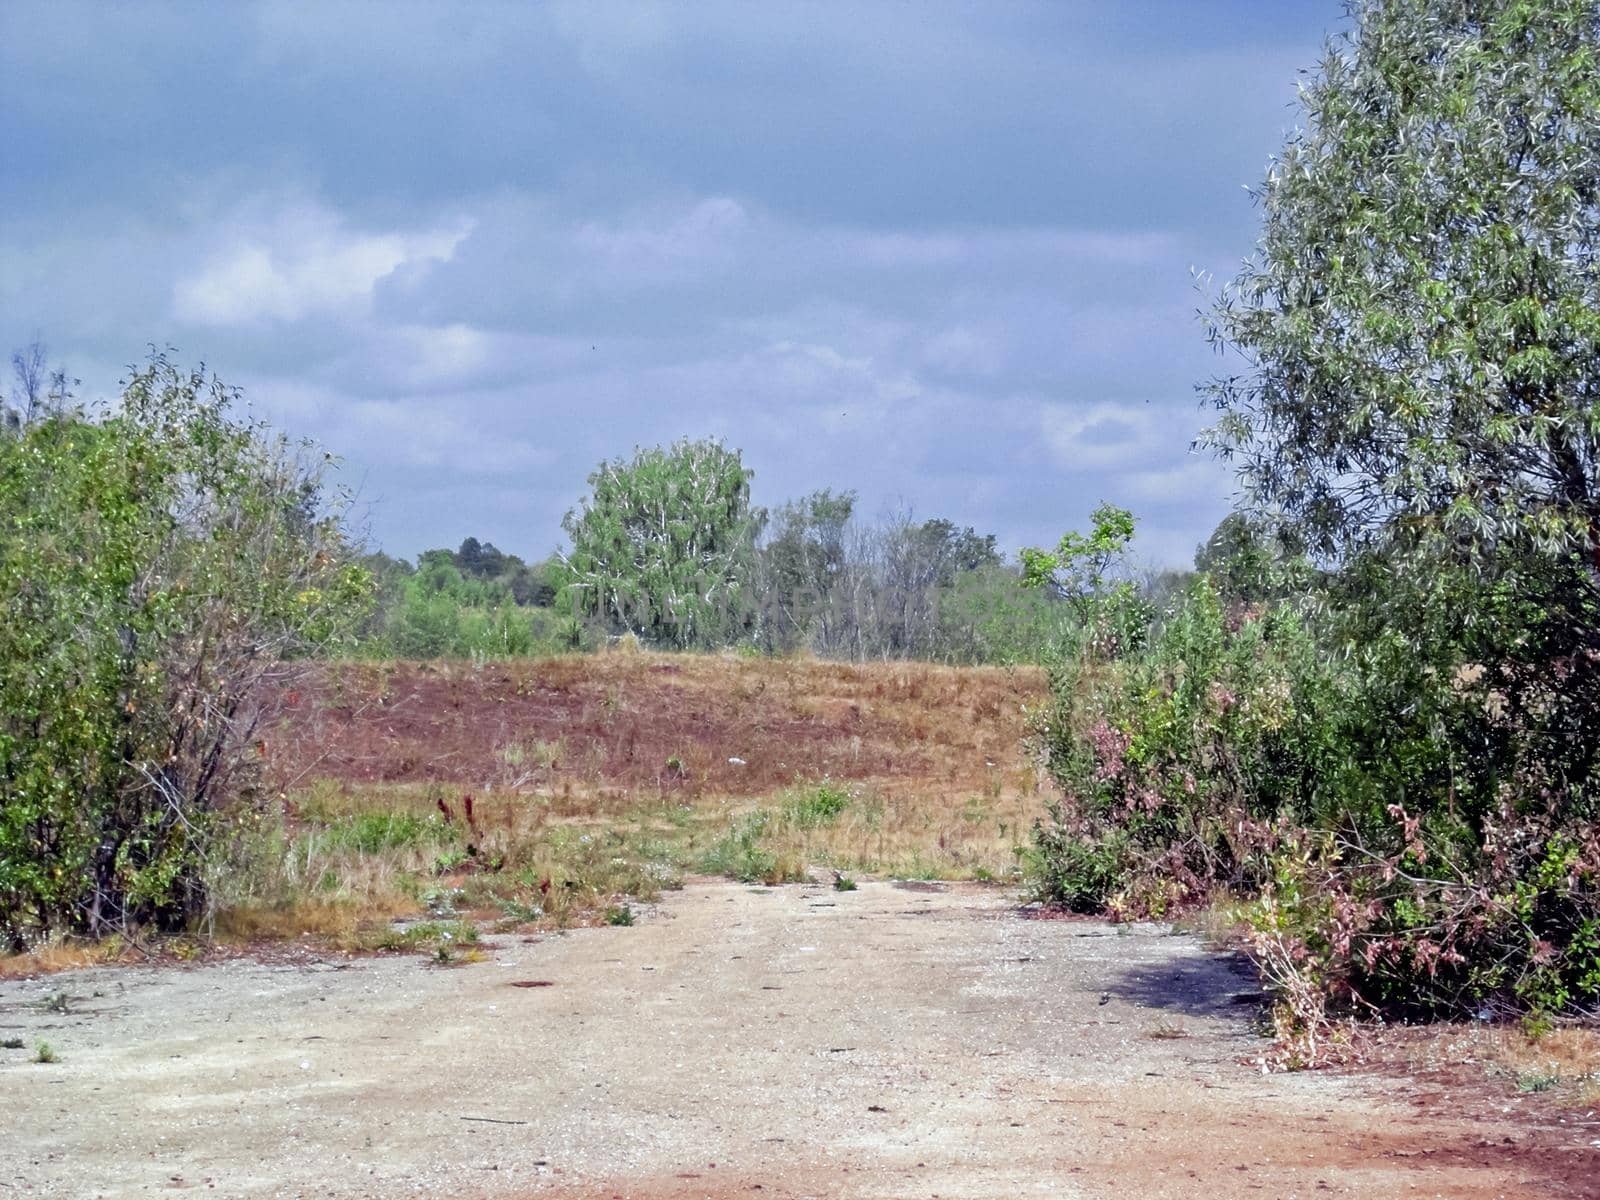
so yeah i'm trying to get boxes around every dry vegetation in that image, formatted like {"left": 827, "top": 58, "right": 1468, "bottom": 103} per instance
{"left": 265, "top": 648, "right": 1043, "bottom": 799}
{"left": 196, "top": 649, "right": 1049, "bottom": 952}
{"left": 1366, "top": 1021, "right": 1600, "bottom": 1110}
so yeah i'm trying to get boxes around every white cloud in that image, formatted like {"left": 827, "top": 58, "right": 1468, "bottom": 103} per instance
{"left": 1121, "top": 456, "right": 1231, "bottom": 506}
{"left": 574, "top": 196, "right": 750, "bottom": 280}
{"left": 243, "top": 374, "right": 554, "bottom": 478}
{"left": 173, "top": 201, "right": 469, "bottom": 327}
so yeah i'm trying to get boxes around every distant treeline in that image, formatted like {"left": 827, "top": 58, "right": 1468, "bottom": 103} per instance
{"left": 347, "top": 439, "right": 1194, "bottom": 664}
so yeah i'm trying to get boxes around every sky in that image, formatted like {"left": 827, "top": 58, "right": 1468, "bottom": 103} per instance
{"left": 0, "top": 1, "right": 1345, "bottom": 568}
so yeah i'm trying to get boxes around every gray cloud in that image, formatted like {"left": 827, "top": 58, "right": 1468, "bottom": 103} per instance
{"left": 0, "top": 1, "right": 1341, "bottom": 565}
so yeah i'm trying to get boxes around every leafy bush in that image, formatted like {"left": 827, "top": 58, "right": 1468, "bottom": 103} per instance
{"left": 784, "top": 781, "right": 852, "bottom": 828}
{"left": 1032, "top": 575, "right": 1600, "bottom": 1042}
{"left": 1031, "top": 579, "right": 1333, "bottom": 914}
{"left": 0, "top": 354, "right": 369, "bottom": 947}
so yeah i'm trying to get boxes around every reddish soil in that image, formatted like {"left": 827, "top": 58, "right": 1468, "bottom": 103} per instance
{"left": 265, "top": 654, "right": 1045, "bottom": 799}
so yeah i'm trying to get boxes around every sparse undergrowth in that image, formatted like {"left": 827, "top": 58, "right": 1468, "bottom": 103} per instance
{"left": 1, "top": 652, "right": 1042, "bottom": 970}
{"left": 191, "top": 766, "right": 1034, "bottom": 959}
{"left": 1378, "top": 1021, "right": 1600, "bottom": 1109}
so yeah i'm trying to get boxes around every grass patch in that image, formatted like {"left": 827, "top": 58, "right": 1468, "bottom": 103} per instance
{"left": 32, "top": 1040, "right": 57, "bottom": 1064}
{"left": 702, "top": 811, "right": 803, "bottom": 884}
{"left": 369, "top": 919, "right": 479, "bottom": 953}
{"left": 320, "top": 810, "right": 450, "bottom": 854}
{"left": 784, "top": 780, "right": 852, "bottom": 828}
{"left": 213, "top": 787, "right": 691, "bottom": 952}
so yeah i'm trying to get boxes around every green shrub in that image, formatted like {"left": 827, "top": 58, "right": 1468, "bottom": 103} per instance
{"left": 1028, "top": 825, "right": 1128, "bottom": 913}
{"left": 1031, "top": 579, "right": 1333, "bottom": 911}
{"left": 0, "top": 354, "right": 369, "bottom": 948}
{"left": 1032, "top": 575, "right": 1600, "bottom": 1034}
{"left": 785, "top": 781, "right": 851, "bottom": 828}
{"left": 701, "top": 811, "right": 803, "bottom": 884}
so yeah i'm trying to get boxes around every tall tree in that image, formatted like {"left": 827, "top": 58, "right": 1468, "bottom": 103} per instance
{"left": 558, "top": 439, "right": 766, "bottom": 649}
{"left": 1196, "top": 0, "right": 1599, "bottom": 1017}
{"left": 1202, "top": 0, "right": 1599, "bottom": 755}
{"left": 758, "top": 489, "right": 855, "bottom": 651}
{"left": 1203, "top": 0, "right": 1597, "bottom": 575}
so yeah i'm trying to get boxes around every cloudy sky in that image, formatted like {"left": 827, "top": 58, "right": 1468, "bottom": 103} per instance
{"left": 1, "top": 1, "right": 1342, "bottom": 567}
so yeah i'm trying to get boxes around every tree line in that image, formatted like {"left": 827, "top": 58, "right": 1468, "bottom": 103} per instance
{"left": 350, "top": 437, "right": 1119, "bottom": 665}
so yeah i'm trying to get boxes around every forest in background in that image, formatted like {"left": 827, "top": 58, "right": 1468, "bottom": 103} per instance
{"left": 345, "top": 445, "right": 1196, "bottom": 666}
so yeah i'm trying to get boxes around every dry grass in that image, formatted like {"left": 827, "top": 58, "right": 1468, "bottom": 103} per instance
{"left": 218, "top": 651, "right": 1051, "bottom": 947}
{"left": 4, "top": 653, "right": 1049, "bottom": 969}
{"left": 267, "top": 650, "right": 1046, "bottom": 804}
{"left": 215, "top": 759, "right": 1045, "bottom": 946}
{"left": 1383, "top": 1021, "right": 1600, "bottom": 1106}
{"left": 0, "top": 938, "right": 137, "bottom": 980}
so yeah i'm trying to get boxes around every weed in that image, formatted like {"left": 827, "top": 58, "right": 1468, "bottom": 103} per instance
{"left": 833, "top": 873, "right": 858, "bottom": 892}
{"left": 496, "top": 897, "right": 544, "bottom": 925}
{"left": 324, "top": 810, "right": 450, "bottom": 854}
{"left": 2, "top": 1037, "right": 24, "bottom": 1049}
{"left": 605, "top": 904, "right": 635, "bottom": 926}
{"left": 39, "top": 991, "right": 69, "bottom": 1014}
{"left": 702, "top": 811, "right": 782, "bottom": 883}
{"left": 1515, "top": 1069, "right": 1562, "bottom": 1094}
{"left": 1147, "top": 1019, "right": 1189, "bottom": 1040}
{"left": 369, "top": 919, "right": 479, "bottom": 954}
{"left": 786, "top": 780, "right": 852, "bottom": 828}
{"left": 32, "top": 1040, "right": 57, "bottom": 1064}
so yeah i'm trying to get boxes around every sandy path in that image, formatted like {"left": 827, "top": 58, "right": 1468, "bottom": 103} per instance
{"left": 2, "top": 880, "right": 1591, "bottom": 1198}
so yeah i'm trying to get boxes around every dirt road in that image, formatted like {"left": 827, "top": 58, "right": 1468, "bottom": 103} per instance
{"left": 3, "top": 881, "right": 1592, "bottom": 1198}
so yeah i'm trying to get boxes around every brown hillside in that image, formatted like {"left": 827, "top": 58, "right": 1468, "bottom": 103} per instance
{"left": 266, "top": 652, "right": 1048, "bottom": 803}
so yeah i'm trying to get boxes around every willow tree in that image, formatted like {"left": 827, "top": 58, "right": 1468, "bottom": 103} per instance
{"left": 558, "top": 439, "right": 766, "bottom": 649}
{"left": 1201, "top": 0, "right": 1599, "bottom": 1016}
{"left": 1205, "top": 0, "right": 1599, "bottom": 710}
